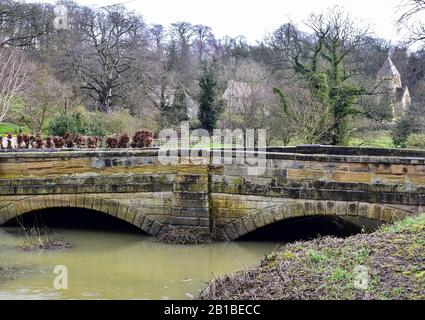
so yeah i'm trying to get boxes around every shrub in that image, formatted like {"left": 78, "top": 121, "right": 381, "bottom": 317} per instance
{"left": 34, "top": 134, "right": 44, "bottom": 149}
{"left": 86, "top": 113, "right": 108, "bottom": 137}
{"left": 17, "top": 134, "right": 24, "bottom": 148}
{"left": 118, "top": 133, "right": 130, "bottom": 148}
{"left": 131, "top": 129, "right": 153, "bottom": 148}
{"left": 22, "top": 134, "right": 32, "bottom": 148}
{"left": 405, "top": 133, "right": 425, "bottom": 149}
{"left": 102, "top": 110, "right": 139, "bottom": 135}
{"left": 391, "top": 114, "right": 420, "bottom": 148}
{"left": 48, "top": 112, "right": 88, "bottom": 137}
{"left": 45, "top": 136, "right": 54, "bottom": 148}
{"left": 63, "top": 131, "right": 75, "bottom": 148}
{"left": 75, "top": 134, "right": 85, "bottom": 148}
{"left": 53, "top": 136, "right": 65, "bottom": 148}
{"left": 106, "top": 136, "right": 118, "bottom": 148}
{"left": 87, "top": 137, "right": 97, "bottom": 149}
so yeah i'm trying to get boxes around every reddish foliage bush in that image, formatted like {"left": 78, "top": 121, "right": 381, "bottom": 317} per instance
{"left": 63, "top": 131, "right": 75, "bottom": 148}
{"left": 131, "top": 129, "right": 153, "bottom": 148}
{"left": 45, "top": 136, "right": 54, "bottom": 148}
{"left": 87, "top": 137, "right": 97, "bottom": 149}
{"left": 2, "top": 129, "right": 156, "bottom": 150}
{"left": 75, "top": 134, "right": 85, "bottom": 148}
{"left": 34, "top": 134, "right": 44, "bottom": 149}
{"left": 106, "top": 136, "right": 118, "bottom": 148}
{"left": 17, "top": 134, "right": 24, "bottom": 148}
{"left": 53, "top": 136, "right": 65, "bottom": 148}
{"left": 22, "top": 134, "right": 32, "bottom": 148}
{"left": 118, "top": 133, "right": 130, "bottom": 148}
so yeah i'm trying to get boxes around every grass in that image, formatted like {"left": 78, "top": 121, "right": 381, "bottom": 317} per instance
{"left": 200, "top": 213, "right": 425, "bottom": 300}
{"left": 349, "top": 134, "right": 394, "bottom": 148}
{"left": 272, "top": 132, "right": 394, "bottom": 149}
{"left": 0, "top": 122, "right": 30, "bottom": 135}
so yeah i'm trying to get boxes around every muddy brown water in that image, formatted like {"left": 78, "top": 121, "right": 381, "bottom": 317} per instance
{"left": 0, "top": 226, "right": 278, "bottom": 300}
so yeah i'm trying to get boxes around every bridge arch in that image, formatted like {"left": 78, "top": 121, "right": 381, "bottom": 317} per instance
{"left": 0, "top": 194, "right": 164, "bottom": 237}
{"left": 218, "top": 199, "right": 419, "bottom": 240}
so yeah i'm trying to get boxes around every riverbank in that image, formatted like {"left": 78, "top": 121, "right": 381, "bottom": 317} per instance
{"left": 200, "top": 213, "right": 425, "bottom": 300}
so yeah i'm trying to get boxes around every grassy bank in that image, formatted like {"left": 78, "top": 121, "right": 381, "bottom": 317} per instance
{"left": 200, "top": 214, "right": 425, "bottom": 300}
{"left": 0, "top": 122, "right": 30, "bottom": 135}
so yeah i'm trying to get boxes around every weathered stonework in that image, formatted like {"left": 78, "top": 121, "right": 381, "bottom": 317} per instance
{"left": 1, "top": 146, "right": 424, "bottom": 240}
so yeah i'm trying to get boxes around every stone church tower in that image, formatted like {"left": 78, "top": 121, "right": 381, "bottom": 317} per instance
{"left": 377, "top": 57, "right": 411, "bottom": 119}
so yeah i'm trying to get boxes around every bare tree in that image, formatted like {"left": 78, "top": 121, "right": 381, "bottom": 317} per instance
{"left": 0, "top": 48, "right": 28, "bottom": 122}
{"left": 274, "top": 86, "right": 335, "bottom": 144}
{"left": 20, "top": 64, "right": 71, "bottom": 132}
{"left": 398, "top": 0, "right": 425, "bottom": 45}
{"left": 0, "top": 0, "right": 54, "bottom": 48}
{"left": 221, "top": 59, "right": 274, "bottom": 130}
{"left": 193, "top": 25, "right": 214, "bottom": 61}
{"left": 68, "top": 5, "right": 146, "bottom": 112}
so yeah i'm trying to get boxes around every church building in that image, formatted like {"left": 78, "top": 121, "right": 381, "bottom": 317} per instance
{"left": 377, "top": 57, "right": 411, "bottom": 119}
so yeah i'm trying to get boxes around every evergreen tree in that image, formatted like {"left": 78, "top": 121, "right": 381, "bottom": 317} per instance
{"left": 171, "top": 85, "right": 189, "bottom": 124}
{"left": 197, "top": 62, "right": 224, "bottom": 133}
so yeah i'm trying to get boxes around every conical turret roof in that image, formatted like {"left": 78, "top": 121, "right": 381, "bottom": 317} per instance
{"left": 378, "top": 57, "right": 401, "bottom": 78}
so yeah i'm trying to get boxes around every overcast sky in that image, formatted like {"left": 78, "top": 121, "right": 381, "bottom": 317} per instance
{"left": 30, "top": 0, "right": 413, "bottom": 44}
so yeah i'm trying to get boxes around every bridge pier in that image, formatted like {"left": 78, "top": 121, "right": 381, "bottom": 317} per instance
{"left": 167, "top": 167, "right": 211, "bottom": 234}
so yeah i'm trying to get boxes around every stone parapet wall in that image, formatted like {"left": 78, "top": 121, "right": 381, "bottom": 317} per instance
{"left": 1, "top": 147, "right": 425, "bottom": 240}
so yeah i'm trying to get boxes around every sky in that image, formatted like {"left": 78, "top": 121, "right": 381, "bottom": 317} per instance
{"left": 29, "top": 0, "right": 415, "bottom": 44}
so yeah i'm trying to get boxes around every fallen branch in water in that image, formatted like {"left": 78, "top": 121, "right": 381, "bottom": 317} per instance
{"left": 158, "top": 227, "right": 212, "bottom": 245}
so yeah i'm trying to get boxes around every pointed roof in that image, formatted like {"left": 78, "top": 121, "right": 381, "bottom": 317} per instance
{"left": 378, "top": 57, "right": 401, "bottom": 78}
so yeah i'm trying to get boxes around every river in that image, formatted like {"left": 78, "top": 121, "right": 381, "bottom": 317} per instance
{"left": 0, "top": 226, "right": 278, "bottom": 300}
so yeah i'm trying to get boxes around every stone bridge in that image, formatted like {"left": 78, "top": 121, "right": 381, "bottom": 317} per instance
{"left": 0, "top": 146, "right": 424, "bottom": 240}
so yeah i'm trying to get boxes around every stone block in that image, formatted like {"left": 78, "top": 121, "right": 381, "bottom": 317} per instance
{"left": 330, "top": 172, "right": 372, "bottom": 183}
{"left": 241, "top": 216, "right": 256, "bottom": 233}
{"left": 262, "top": 210, "right": 275, "bottom": 225}
{"left": 358, "top": 203, "right": 369, "bottom": 217}
{"left": 133, "top": 213, "right": 145, "bottom": 228}
{"left": 223, "top": 223, "right": 238, "bottom": 240}
{"left": 150, "top": 221, "right": 163, "bottom": 236}
{"left": 303, "top": 200, "right": 315, "bottom": 215}
{"left": 347, "top": 202, "right": 358, "bottom": 216}
{"left": 315, "top": 201, "right": 327, "bottom": 216}
{"left": 108, "top": 202, "right": 120, "bottom": 217}
{"left": 117, "top": 205, "right": 128, "bottom": 220}
{"left": 125, "top": 207, "right": 138, "bottom": 224}
{"left": 252, "top": 213, "right": 266, "bottom": 228}
{"left": 141, "top": 217, "right": 154, "bottom": 232}
{"left": 368, "top": 204, "right": 382, "bottom": 220}
{"left": 380, "top": 207, "right": 394, "bottom": 222}
{"left": 325, "top": 201, "right": 337, "bottom": 215}
{"left": 336, "top": 201, "right": 348, "bottom": 216}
